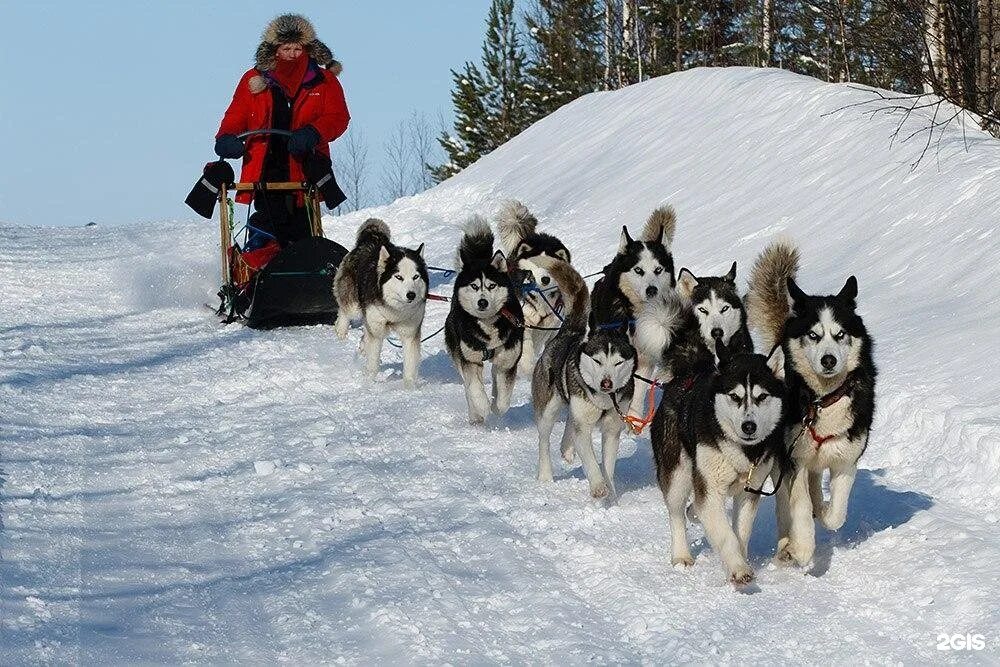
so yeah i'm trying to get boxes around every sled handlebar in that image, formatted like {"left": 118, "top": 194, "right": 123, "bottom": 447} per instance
{"left": 236, "top": 129, "right": 293, "bottom": 140}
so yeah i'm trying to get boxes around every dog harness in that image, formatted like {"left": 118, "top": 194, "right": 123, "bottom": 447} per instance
{"left": 800, "top": 373, "right": 858, "bottom": 448}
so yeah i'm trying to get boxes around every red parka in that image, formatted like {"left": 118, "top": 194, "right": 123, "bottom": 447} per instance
{"left": 216, "top": 65, "right": 350, "bottom": 203}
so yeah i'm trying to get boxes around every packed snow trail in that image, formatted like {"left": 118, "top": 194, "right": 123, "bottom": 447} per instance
{"left": 3, "top": 68, "right": 999, "bottom": 662}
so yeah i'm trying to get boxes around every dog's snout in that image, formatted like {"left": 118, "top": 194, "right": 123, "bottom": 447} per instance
{"left": 711, "top": 327, "right": 724, "bottom": 340}
{"left": 821, "top": 354, "right": 837, "bottom": 371}
{"left": 541, "top": 275, "right": 551, "bottom": 286}
{"left": 645, "top": 285, "right": 658, "bottom": 298}
{"left": 477, "top": 298, "right": 489, "bottom": 310}
{"left": 600, "top": 377, "right": 613, "bottom": 391}
{"left": 741, "top": 421, "right": 757, "bottom": 436}
{"left": 406, "top": 291, "right": 416, "bottom": 302}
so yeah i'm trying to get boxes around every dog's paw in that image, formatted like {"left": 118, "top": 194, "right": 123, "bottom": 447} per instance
{"left": 403, "top": 377, "right": 418, "bottom": 390}
{"left": 334, "top": 320, "right": 350, "bottom": 340}
{"left": 468, "top": 412, "right": 486, "bottom": 426}
{"left": 729, "top": 565, "right": 755, "bottom": 587}
{"left": 818, "top": 503, "right": 846, "bottom": 530}
{"left": 671, "top": 555, "right": 694, "bottom": 569}
{"left": 775, "top": 538, "right": 813, "bottom": 568}
{"left": 590, "top": 481, "right": 610, "bottom": 499}
{"left": 537, "top": 468, "right": 553, "bottom": 483}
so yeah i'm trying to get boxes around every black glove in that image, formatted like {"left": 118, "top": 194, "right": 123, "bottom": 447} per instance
{"left": 214, "top": 134, "right": 245, "bottom": 159}
{"left": 185, "top": 160, "right": 236, "bottom": 218}
{"left": 303, "top": 153, "right": 347, "bottom": 209}
{"left": 287, "top": 125, "right": 321, "bottom": 156}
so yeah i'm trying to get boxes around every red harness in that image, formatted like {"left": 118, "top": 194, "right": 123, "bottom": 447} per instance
{"left": 802, "top": 374, "right": 857, "bottom": 448}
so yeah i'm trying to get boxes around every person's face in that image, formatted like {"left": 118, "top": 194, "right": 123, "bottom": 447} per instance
{"left": 277, "top": 43, "right": 304, "bottom": 61}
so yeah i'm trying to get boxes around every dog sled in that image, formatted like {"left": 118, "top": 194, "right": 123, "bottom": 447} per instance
{"left": 187, "top": 129, "right": 348, "bottom": 328}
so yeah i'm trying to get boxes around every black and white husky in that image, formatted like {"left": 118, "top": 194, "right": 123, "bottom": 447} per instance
{"left": 497, "top": 200, "right": 572, "bottom": 375}
{"left": 591, "top": 206, "right": 676, "bottom": 415}
{"left": 334, "top": 218, "right": 428, "bottom": 388}
{"left": 444, "top": 216, "right": 524, "bottom": 424}
{"left": 747, "top": 240, "right": 877, "bottom": 568}
{"left": 590, "top": 206, "right": 677, "bottom": 333}
{"left": 650, "top": 339, "right": 787, "bottom": 585}
{"left": 635, "top": 261, "right": 755, "bottom": 385}
{"left": 531, "top": 255, "right": 636, "bottom": 499}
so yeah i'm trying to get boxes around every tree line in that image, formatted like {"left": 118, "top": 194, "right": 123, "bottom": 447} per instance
{"left": 432, "top": 0, "right": 1000, "bottom": 180}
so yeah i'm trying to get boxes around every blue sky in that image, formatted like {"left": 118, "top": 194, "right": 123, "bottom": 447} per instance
{"left": 0, "top": 1, "right": 493, "bottom": 227}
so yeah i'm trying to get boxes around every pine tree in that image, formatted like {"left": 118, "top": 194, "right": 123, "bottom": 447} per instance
{"left": 432, "top": 0, "right": 530, "bottom": 182}
{"left": 431, "top": 63, "right": 491, "bottom": 182}
{"left": 525, "top": 0, "right": 605, "bottom": 121}
{"left": 481, "top": 0, "right": 531, "bottom": 147}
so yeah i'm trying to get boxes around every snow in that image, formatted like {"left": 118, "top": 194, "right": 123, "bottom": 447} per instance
{"left": 2, "top": 67, "right": 999, "bottom": 663}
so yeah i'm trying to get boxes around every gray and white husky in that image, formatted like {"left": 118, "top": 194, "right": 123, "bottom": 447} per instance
{"left": 497, "top": 200, "right": 572, "bottom": 375}
{"left": 444, "top": 216, "right": 524, "bottom": 424}
{"left": 333, "top": 218, "right": 428, "bottom": 388}
{"left": 747, "top": 240, "right": 877, "bottom": 568}
{"left": 650, "top": 339, "right": 787, "bottom": 586}
{"left": 532, "top": 255, "right": 637, "bottom": 499}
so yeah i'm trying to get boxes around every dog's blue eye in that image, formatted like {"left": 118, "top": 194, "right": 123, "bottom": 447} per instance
{"left": 653, "top": 267, "right": 663, "bottom": 275}
{"left": 720, "top": 305, "right": 730, "bottom": 313}
{"left": 729, "top": 393, "right": 742, "bottom": 404}
{"left": 807, "top": 332, "right": 821, "bottom": 341}
{"left": 698, "top": 307, "right": 709, "bottom": 315}
{"left": 471, "top": 284, "right": 480, "bottom": 291}
{"left": 833, "top": 331, "right": 846, "bottom": 341}
{"left": 634, "top": 267, "right": 644, "bottom": 276}
{"left": 755, "top": 393, "right": 769, "bottom": 404}
{"left": 486, "top": 283, "right": 496, "bottom": 290}
{"left": 395, "top": 275, "right": 403, "bottom": 281}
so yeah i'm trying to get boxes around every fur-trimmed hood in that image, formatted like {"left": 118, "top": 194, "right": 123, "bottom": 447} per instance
{"left": 253, "top": 14, "right": 342, "bottom": 75}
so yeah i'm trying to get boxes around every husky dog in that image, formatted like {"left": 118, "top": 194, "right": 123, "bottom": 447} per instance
{"left": 497, "top": 200, "right": 572, "bottom": 375}
{"left": 334, "top": 219, "right": 428, "bottom": 388}
{"left": 747, "top": 241, "right": 877, "bottom": 568}
{"left": 658, "top": 263, "right": 756, "bottom": 378}
{"left": 650, "top": 339, "right": 787, "bottom": 585}
{"left": 532, "top": 255, "right": 636, "bottom": 499}
{"left": 592, "top": 206, "right": 676, "bottom": 415}
{"left": 590, "top": 206, "right": 677, "bottom": 333}
{"left": 445, "top": 216, "right": 524, "bottom": 424}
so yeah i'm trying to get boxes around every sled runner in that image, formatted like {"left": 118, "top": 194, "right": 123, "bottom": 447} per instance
{"left": 208, "top": 130, "right": 348, "bottom": 328}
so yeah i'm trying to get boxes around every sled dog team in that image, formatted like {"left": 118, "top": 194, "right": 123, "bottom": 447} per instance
{"left": 332, "top": 202, "right": 877, "bottom": 586}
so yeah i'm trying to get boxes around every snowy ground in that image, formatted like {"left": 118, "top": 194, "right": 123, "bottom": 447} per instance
{"left": 2, "top": 68, "right": 999, "bottom": 663}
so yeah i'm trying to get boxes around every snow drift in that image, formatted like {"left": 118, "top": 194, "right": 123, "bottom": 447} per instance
{"left": 2, "top": 68, "right": 998, "bottom": 663}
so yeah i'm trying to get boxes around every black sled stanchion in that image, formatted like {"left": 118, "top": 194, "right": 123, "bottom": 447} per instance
{"left": 216, "top": 182, "right": 347, "bottom": 329}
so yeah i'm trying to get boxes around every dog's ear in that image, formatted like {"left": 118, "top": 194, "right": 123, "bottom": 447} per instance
{"left": 677, "top": 268, "right": 698, "bottom": 300}
{"left": 378, "top": 245, "right": 391, "bottom": 275}
{"left": 491, "top": 250, "right": 508, "bottom": 273}
{"left": 618, "top": 226, "right": 633, "bottom": 254}
{"left": 837, "top": 275, "right": 858, "bottom": 305}
{"left": 415, "top": 243, "right": 424, "bottom": 259}
{"left": 555, "top": 247, "right": 571, "bottom": 263}
{"left": 515, "top": 241, "right": 532, "bottom": 259}
{"left": 724, "top": 261, "right": 737, "bottom": 283}
{"left": 766, "top": 344, "right": 786, "bottom": 380}
{"left": 786, "top": 277, "right": 807, "bottom": 313}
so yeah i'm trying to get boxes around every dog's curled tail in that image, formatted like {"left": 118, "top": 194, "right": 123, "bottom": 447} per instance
{"left": 356, "top": 218, "right": 391, "bottom": 247}
{"left": 747, "top": 239, "right": 800, "bottom": 350}
{"left": 457, "top": 214, "right": 495, "bottom": 267}
{"left": 496, "top": 200, "right": 538, "bottom": 254}
{"left": 529, "top": 254, "right": 588, "bottom": 331}
{"left": 641, "top": 205, "right": 677, "bottom": 247}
